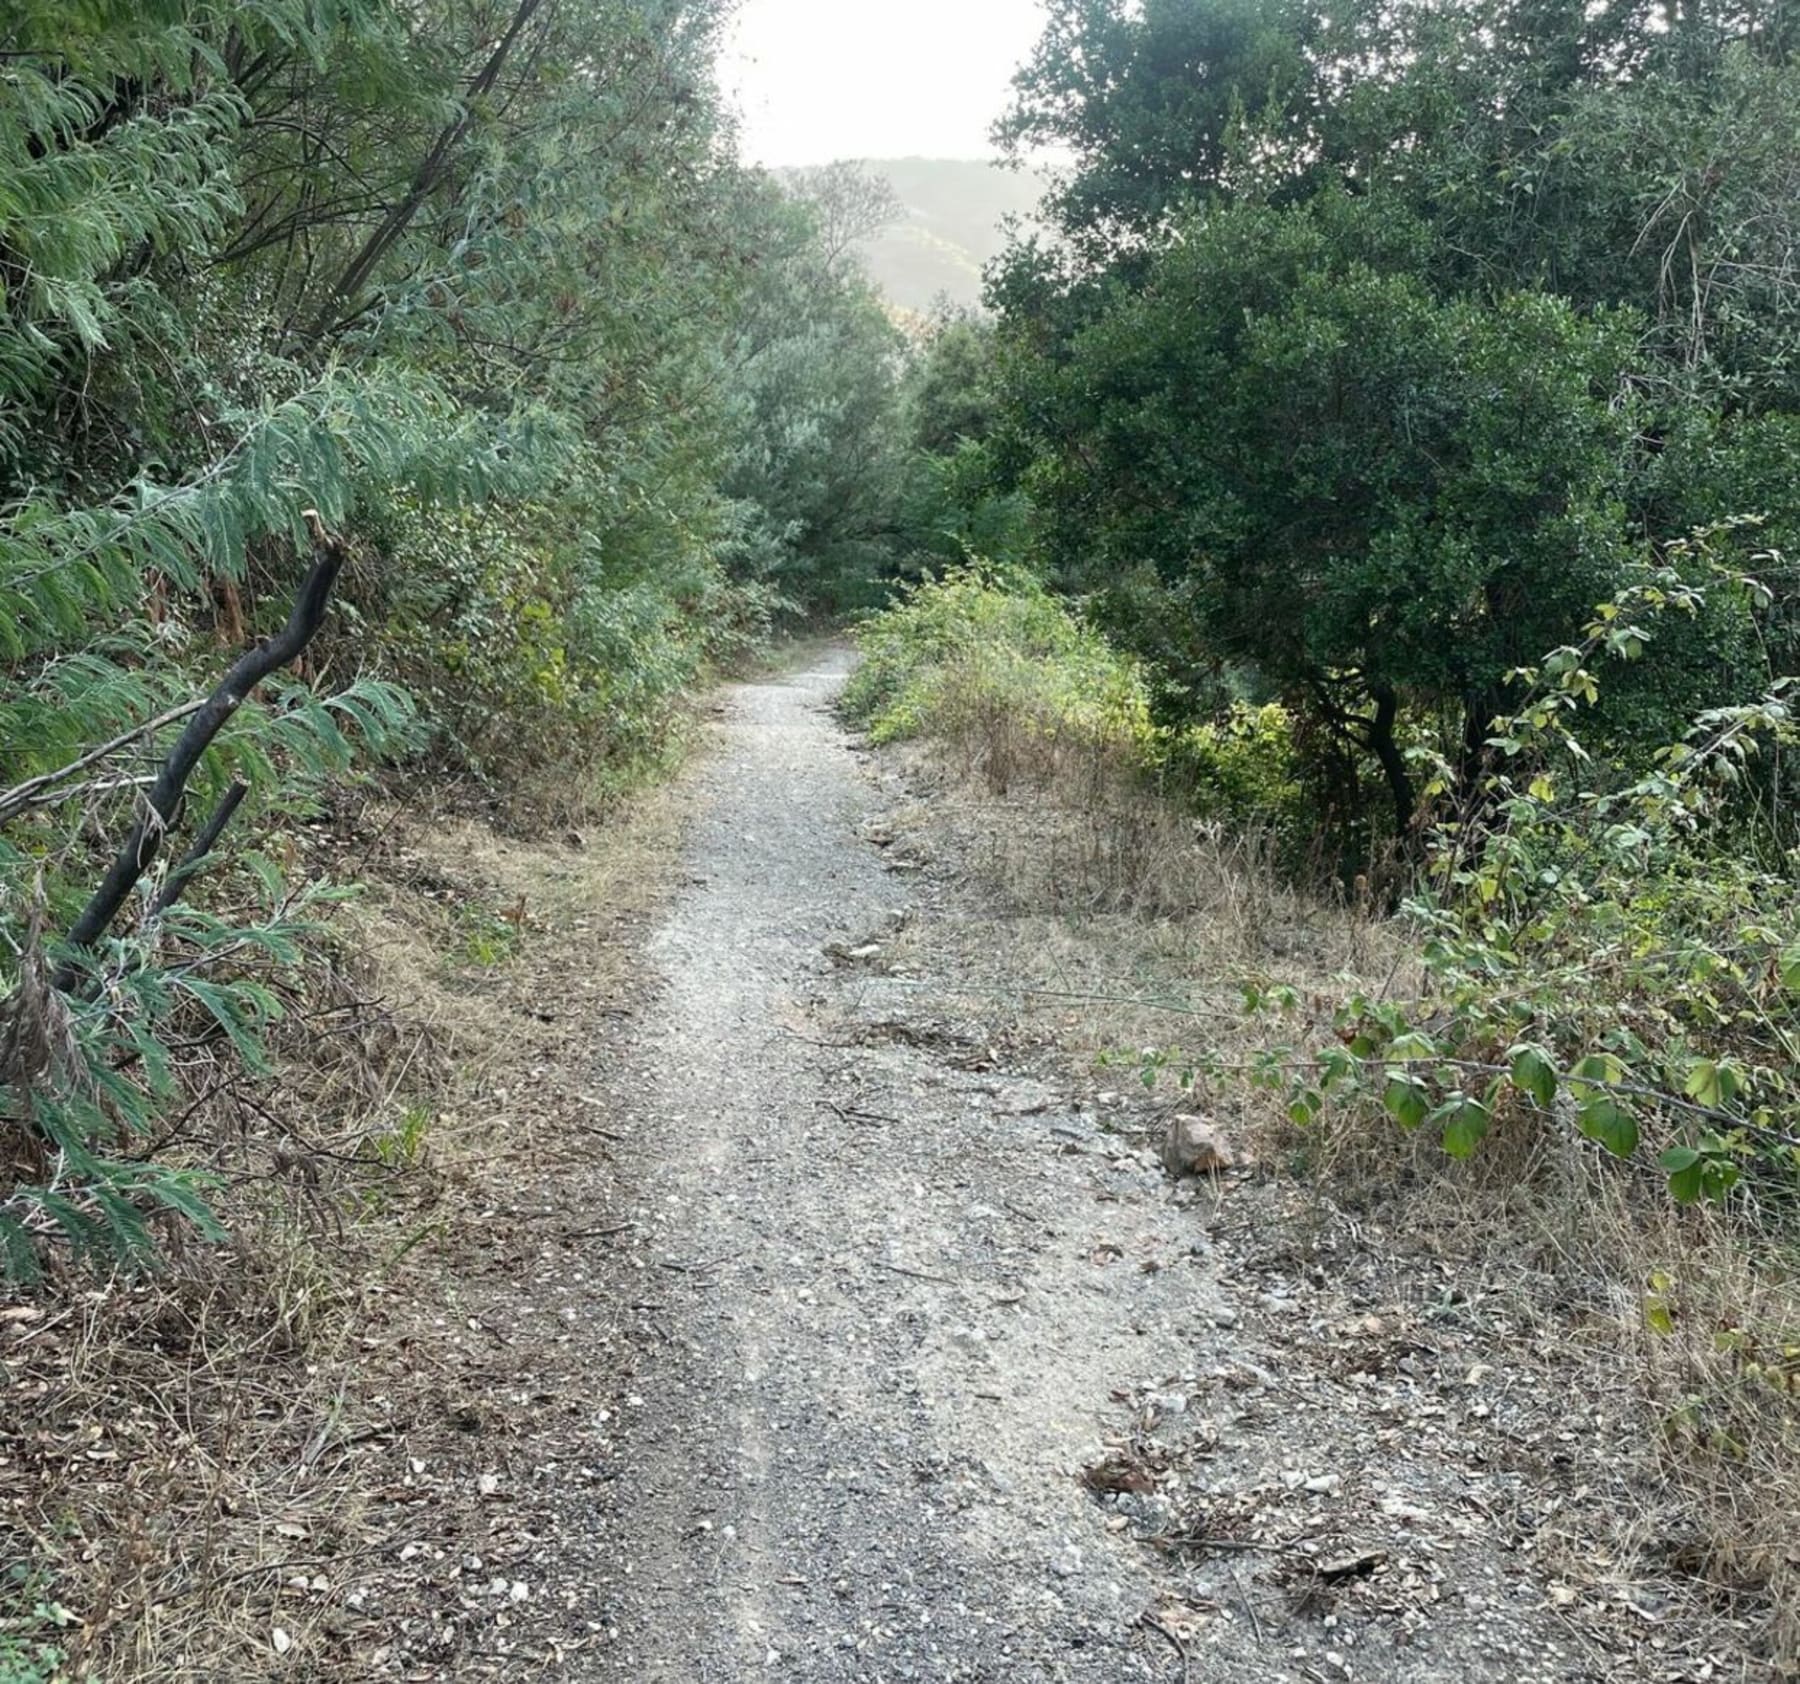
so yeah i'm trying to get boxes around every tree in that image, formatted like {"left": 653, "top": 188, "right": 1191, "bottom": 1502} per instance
{"left": 785, "top": 160, "right": 904, "bottom": 274}
{"left": 0, "top": 0, "right": 907, "bottom": 1273}
{"left": 893, "top": 310, "right": 1030, "bottom": 573}
{"left": 721, "top": 180, "right": 907, "bottom": 613}
{"left": 988, "top": 0, "right": 1800, "bottom": 846}
{"left": 1009, "top": 197, "right": 1641, "bottom": 834}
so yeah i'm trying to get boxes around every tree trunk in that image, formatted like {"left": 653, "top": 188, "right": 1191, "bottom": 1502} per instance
{"left": 307, "top": 0, "right": 549, "bottom": 342}
{"left": 1366, "top": 685, "right": 1416, "bottom": 840}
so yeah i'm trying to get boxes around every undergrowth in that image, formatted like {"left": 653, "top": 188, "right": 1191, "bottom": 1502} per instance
{"left": 850, "top": 560, "right": 1800, "bottom": 1670}
{"left": 843, "top": 563, "right": 1152, "bottom": 775}
{"left": 0, "top": 768, "right": 684, "bottom": 1680}
{"left": 843, "top": 564, "right": 1311, "bottom": 843}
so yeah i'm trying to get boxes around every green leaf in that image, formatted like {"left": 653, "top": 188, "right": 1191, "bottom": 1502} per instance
{"left": 1382, "top": 1071, "right": 1429, "bottom": 1131}
{"left": 0, "top": 1214, "right": 40, "bottom": 1285}
{"left": 1508, "top": 1044, "right": 1557, "bottom": 1109}
{"left": 1569, "top": 1052, "right": 1625, "bottom": 1094}
{"left": 1577, "top": 1096, "right": 1638, "bottom": 1158}
{"left": 1781, "top": 947, "right": 1800, "bottom": 992}
{"left": 1682, "top": 1059, "right": 1731, "bottom": 1111}
{"left": 180, "top": 978, "right": 272, "bottom": 1074}
{"left": 1318, "top": 1046, "right": 1359, "bottom": 1091}
{"left": 1666, "top": 1163, "right": 1706, "bottom": 1204}
{"left": 1432, "top": 1093, "right": 1491, "bottom": 1160}
{"left": 1386, "top": 1031, "right": 1439, "bottom": 1061}
{"left": 1287, "top": 1088, "right": 1323, "bottom": 1126}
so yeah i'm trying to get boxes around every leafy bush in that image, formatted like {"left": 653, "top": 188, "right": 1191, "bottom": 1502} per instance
{"left": 364, "top": 500, "right": 773, "bottom": 788}
{"left": 0, "top": 0, "right": 906, "bottom": 1281}
{"left": 1164, "top": 704, "right": 1308, "bottom": 841}
{"left": 1242, "top": 546, "right": 1800, "bottom": 1207}
{"left": 844, "top": 565, "right": 1153, "bottom": 772}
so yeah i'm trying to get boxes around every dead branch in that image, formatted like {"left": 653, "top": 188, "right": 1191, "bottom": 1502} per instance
{"left": 0, "top": 699, "right": 206, "bottom": 828}
{"left": 54, "top": 519, "right": 347, "bottom": 988}
{"left": 147, "top": 782, "right": 250, "bottom": 919}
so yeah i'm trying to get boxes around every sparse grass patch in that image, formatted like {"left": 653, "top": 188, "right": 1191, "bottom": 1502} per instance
{"left": 452, "top": 898, "right": 524, "bottom": 968}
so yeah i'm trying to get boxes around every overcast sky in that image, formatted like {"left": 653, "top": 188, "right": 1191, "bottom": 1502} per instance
{"left": 719, "top": 0, "right": 1052, "bottom": 166}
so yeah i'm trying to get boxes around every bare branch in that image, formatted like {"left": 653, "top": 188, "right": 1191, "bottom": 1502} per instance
{"left": 54, "top": 518, "right": 349, "bottom": 987}
{"left": 0, "top": 700, "right": 205, "bottom": 829}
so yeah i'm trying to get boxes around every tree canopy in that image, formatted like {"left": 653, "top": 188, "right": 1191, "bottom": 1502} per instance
{"left": 986, "top": 0, "right": 1800, "bottom": 840}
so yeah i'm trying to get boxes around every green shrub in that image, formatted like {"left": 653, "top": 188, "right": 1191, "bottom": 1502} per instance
{"left": 1164, "top": 703, "right": 1308, "bottom": 838}
{"left": 1242, "top": 546, "right": 1800, "bottom": 1206}
{"left": 844, "top": 564, "right": 1153, "bottom": 760}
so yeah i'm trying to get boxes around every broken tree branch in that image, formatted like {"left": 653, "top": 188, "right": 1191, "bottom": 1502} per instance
{"left": 308, "top": 0, "right": 548, "bottom": 340}
{"left": 55, "top": 517, "right": 348, "bottom": 987}
{"left": 147, "top": 780, "right": 250, "bottom": 919}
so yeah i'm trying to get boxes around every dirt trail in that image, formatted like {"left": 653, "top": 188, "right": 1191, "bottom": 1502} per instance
{"left": 569, "top": 650, "right": 1190, "bottom": 1680}
{"left": 557, "top": 651, "right": 1599, "bottom": 1682}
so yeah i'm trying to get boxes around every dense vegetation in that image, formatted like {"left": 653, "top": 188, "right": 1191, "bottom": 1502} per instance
{"left": 853, "top": 0, "right": 1800, "bottom": 1205}
{"left": 851, "top": 5, "right": 1800, "bottom": 1647}
{"left": 967, "top": 0, "right": 1800, "bottom": 847}
{"left": 0, "top": 0, "right": 911, "bottom": 1277}
{"left": 2, "top": 0, "right": 1797, "bottom": 1669}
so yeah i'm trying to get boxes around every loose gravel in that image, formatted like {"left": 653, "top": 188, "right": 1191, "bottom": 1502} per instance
{"left": 571, "top": 651, "right": 1192, "bottom": 1680}
{"left": 455, "top": 650, "right": 1718, "bottom": 1683}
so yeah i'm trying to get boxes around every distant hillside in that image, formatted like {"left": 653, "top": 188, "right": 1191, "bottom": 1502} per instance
{"left": 853, "top": 159, "right": 1049, "bottom": 315}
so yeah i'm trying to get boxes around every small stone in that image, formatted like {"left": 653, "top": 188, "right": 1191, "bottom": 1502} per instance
{"left": 1162, "top": 1115, "right": 1237, "bottom": 1177}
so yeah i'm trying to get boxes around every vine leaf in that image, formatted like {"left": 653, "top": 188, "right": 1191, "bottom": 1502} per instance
{"left": 1509, "top": 1044, "right": 1558, "bottom": 1109}
{"left": 1433, "top": 1093, "right": 1491, "bottom": 1160}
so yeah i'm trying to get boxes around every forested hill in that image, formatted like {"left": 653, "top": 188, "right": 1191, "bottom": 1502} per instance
{"left": 817, "top": 158, "right": 1048, "bottom": 314}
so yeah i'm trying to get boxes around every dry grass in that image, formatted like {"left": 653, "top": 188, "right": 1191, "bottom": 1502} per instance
{"left": 880, "top": 718, "right": 1800, "bottom": 1675}
{"left": 0, "top": 771, "right": 690, "bottom": 1682}
{"left": 880, "top": 727, "right": 1386, "bottom": 1095}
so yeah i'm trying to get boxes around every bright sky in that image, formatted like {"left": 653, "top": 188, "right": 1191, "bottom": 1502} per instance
{"left": 719, "top": 0, "right": 1052, "bottom": 166}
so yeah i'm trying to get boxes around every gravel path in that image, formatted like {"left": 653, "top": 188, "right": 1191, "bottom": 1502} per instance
{"left": 577, "top": 651, "right": 1201, "bottom": 1680}
{"left": 365, "top": 649, "right": 1738, "bottom": 1682}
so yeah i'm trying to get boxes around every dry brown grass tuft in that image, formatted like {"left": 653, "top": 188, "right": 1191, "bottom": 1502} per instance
{"left": 878, "top": 720, "right": 1800, "bottom": 1675}
{"left": 881, "top": 732, "right": 1385, "bottom": 1087}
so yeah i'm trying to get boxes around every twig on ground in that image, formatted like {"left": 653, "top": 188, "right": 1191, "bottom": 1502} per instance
{"left": 871, "top": 1259, "right": 953, "bottom": 1284}
{"left": 1228, "top": 1560, "right": 1265, "bottom": 1643}
{"left": 1144, "top": 1532, "right": 1287, "bottom": 1555}
{"left": 1139, "top": 1611, "right": 1190, "bottom": 1683}
{"left": 816, "top": 1099, "right": 901, "bottom": 1125}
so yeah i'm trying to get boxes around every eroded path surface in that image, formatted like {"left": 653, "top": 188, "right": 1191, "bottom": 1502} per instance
{"left": 577, "top": 653, "right": 1196, "bottom": 1680}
